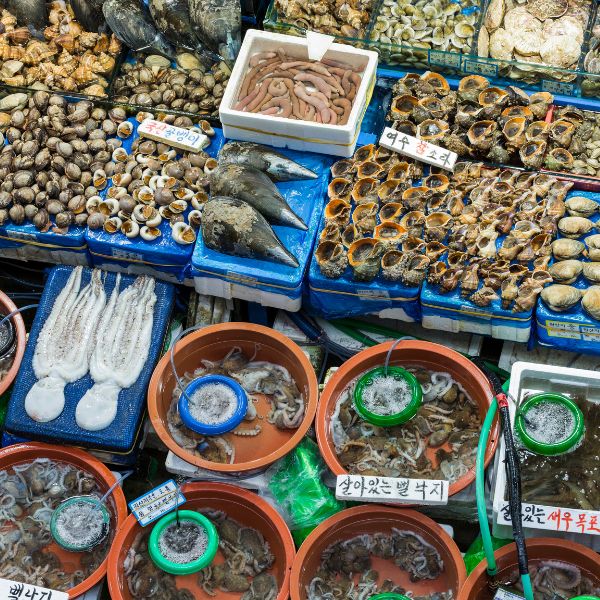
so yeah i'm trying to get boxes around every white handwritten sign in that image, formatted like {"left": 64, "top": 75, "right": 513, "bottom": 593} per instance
{"left": 379, "top": 127, "right": 457, "bottom": 171}
{"left": 138, "top": 119, "right": 209, "bottom": 153}
{"left": 129, "top": 479, "right": 186, "bottom": 526}
{"left": 336, "top": 474, "right": 448, "bottom": 505}
{"left": 498, "top": 502, "right": 600, "bottom": 536}
{"left": 0, "top": 578, "right": 67, "bottom": 600}
{"left": 494, "top": 588, "right": 525, "bottom": 600}
{"left": 541, "top": 80, "right": 575, "bottom": 96}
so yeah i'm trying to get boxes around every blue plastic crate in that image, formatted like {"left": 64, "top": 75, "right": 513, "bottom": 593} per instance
{"left": 5, "top": 266, "right": 174, "bottom": 452}
{"left": 191, "top": 142, "right": 334, "bottom": 311}
{"left": 535, "top": 189, "right": 600, "bottom": 354}
{"left": 86, "top": 119, "right": 224, "bottom": 282}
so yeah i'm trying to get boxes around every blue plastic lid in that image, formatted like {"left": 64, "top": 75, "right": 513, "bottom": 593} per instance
{"left": 178, "top": 374, "right": 248, "bottom": 436}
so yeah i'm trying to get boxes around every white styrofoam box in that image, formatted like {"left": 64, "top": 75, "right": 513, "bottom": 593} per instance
{"left": 492, "top": 361, "right": 600, "bottom": 547}
{"left": 219, "top": 29, "right": 378, "bottom": 157}
{"left": 421, "top": 313, "right": 531, "bottom": 343}
{"left": 499, "top": 341, "right": 600, "bottom": 373}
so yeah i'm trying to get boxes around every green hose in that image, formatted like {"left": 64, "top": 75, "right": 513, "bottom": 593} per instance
{"left": 476, "top": 379, "right": 534, "bottom": 600}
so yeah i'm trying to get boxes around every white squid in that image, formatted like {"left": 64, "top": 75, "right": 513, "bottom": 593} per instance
{"left": 25, "top": 267, "right": 107, "bottom": 422}
{"left": 75, "top": 275, "right": 156, "bottom": 431}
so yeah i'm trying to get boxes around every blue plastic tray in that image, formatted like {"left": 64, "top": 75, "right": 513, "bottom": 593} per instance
{"left": 191, "top": 140, "right": 334, "bottom": 299}
{"left": 5, "top": 265, "right": 174, "bottom": 452}
{"left": 86, "top": 119, "right": 224, "bottom": 281}
{"left": 535, "top": 189, "right": 600, "bottom": 354}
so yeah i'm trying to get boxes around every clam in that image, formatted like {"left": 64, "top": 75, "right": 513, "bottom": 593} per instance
{"left": 582, "top": 286, "right": 600, "bottom": 321}
{"left": 551, "top": 238, "right": 585, "bottom": 260}
{"left": 171, "top": 222, "right": 195, "bottom": 245}
{"left": 315, "top": 240, "right": 347, "bottom": 279}
{"left": 548, "top": 260, "right": 583, "bottom": 284}
{"left": 541, "top": 284, "right": 582, "bottom": 312}
{"left": 585, "top": 234, "right": 600, "bottom": 261}
{"left": 347, "top": 238, "right": 385, "bottom": 282}
{"left": 582, "top": 262, "right": 600, "bottom": 284}
{"left": 140, "top": 225, "right": 162, "bottom": 241}
{"left": 558, "top": 216, "right": 596, "bottom": 238}
{"left": 565, "top": 196, "right": 599, "bottom": 218}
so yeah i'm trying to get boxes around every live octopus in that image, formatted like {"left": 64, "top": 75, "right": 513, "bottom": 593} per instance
{"left": 332, "top": 367, "right": 481, "bottom": 482}
{"left": 167, "top": 347, "right": 305, "bottom": 463}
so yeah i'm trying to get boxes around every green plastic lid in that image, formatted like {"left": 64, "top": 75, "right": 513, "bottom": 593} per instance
{"left": 515, "top": 393, "right": 584, "bottom": 456}
{"left": 50, "top": 496, "right": 110, "bottom": 552}
{"left": 149, "top": 510, "right": 219, "bottom": 575}
{"left": 370, "top": 594, "right": 411, "bottom": 600}
{"left": 354, "top": 366, "right": 422, "bottom": 427}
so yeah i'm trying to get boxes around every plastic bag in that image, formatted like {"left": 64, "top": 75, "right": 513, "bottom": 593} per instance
{"left": 463, "top": 534, "right": 512, "bottom": 574}
{"left": 263, "top": 437, "right": 345, "bottom": 546}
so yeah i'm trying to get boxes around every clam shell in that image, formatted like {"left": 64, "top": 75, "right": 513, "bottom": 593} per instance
{"left": 582, "top": 286, "right": 600, "bottom": 320}
{"left": 548, "top": 259, "right": 583, "bottom": 284}
{"left": 565, "top": 196, "right": 599, "bottom": 218}
{"left": 541, "top": 284, "right": 582, "bottom": 312}
{"left": 582, "top": 262, "right": 600, "bottom": 284}
{"left": 557, "top": 216, "right": 596, "bottom": 238}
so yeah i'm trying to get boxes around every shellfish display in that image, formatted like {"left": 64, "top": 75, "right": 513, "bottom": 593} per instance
{"left": 125, "top": 509, "right": 277, "bottom": 597}
{"left": 331, "top": 366, "right": 482, "bottom": 482}
{"left": 167, "top": 347, "right": 305, "bottom": 463}
{"left": 307, "top": 530, "right": 453, "bottom": 600}
{"left": 0, "top": 458, "right": 116, "bottom": 590}
{"left": 480, "top": 0, "right": 590, "bottom": 82}
{"left": 315, "top": 142, "right": 428, "bottom": 284}
{"left": 233, "top": 49, "right": 363, "bottom": 124}
{"left": 111, "top": 53, "right": 231, "bottom": 117}
{"left": 0, "top": 93, "right": 128, "bottom": 232}
{"left": 273, "top": 0, "right": 374, "bottom": 38}
{"left": 544, "top": 192, "right": 600, "bottom": 320}
{"left": 0, "top": 3, "right": 122, "bottom": 96}
{"left": 388, "top": 73, "right": 600, "bottom": 174}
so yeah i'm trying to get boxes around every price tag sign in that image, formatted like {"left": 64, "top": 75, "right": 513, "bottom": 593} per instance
{"left": 379, "top": 127, "right": 457, "bottom": 171}
{"left": 462, "top": 58, "right": 498, "bottom": 77}
{"left": 428, "top": 50, "right": 461, "bottom": 68}
{"left": 494, "top": 589, "right": 525, "bottom": 600}
{"left": 357, "top": 288, "right": 390, "bottom": 300}
{"left": 541, "top": 80, "right": 575, "bottom": 96}
{"left": 138, "top": 119, "right": 209, "bottom": 153}
{"left": 336, "top": 474, "right": 448, "bottom": 505}
{"left": 498, "top": 501, "right": 600, "bottom": 536}
{"left": 0, "top": 578, "right": 67, "bottom": 600}
{"left": 129, "top": 479, "right": 186, "bottom": 526}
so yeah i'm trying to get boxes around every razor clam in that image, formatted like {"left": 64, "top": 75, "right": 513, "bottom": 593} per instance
{"left": 188, "top": 0, "right": 241, "bottom": 64}
{"left": 148, "top": 0, "right": 217, "bottom": 62}
{"left": 218, "top": 142, "right": 318, "bottom": 182}
{"left": 202, "top": 196, "right": 299, "bottom": 268}
{"left": 103, "top": 0, "right": 176, "bottom": 58}
{"left": 210, "top": 164, "right": 307, "bottom": 230}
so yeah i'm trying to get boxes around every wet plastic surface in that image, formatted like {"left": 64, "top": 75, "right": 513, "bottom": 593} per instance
{"left": 5, "top": 266, "right": 174, "bottom": 451}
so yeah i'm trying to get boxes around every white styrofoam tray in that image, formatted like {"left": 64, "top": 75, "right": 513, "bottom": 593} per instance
{"left": 219, "top": 29, "right": 378, "bottom": 157}
{"left": 492, "top": 361, "right": 600, "bottom": 550}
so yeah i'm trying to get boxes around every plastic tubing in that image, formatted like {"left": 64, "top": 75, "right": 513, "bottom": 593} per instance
{"left": 0, "top": 304, "right": 39, "bottom": 330}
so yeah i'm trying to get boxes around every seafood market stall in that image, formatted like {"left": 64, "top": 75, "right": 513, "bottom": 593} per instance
{"left": 1, "top": 3, "right": 600, "bottom": 599}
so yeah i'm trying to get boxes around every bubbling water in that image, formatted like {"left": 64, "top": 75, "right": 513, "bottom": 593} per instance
{"left": 523, "top": 401, "right": 576, "bottom": 445}
{"left": 54, "top": 500, "right": 107, "bottom": 549}
{"left": 361, "top": 375, "right": 412, "bottom": 416}
{"left": 188, "top": 382, "right": 238, "bottom": 425}
{"left": 158, "top": 521, "right": 208, "bottom": 564}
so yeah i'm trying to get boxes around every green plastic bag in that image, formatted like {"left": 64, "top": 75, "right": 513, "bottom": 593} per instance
{"left": 266, "top": 437, "right": 345, "bottom": 546}
{"left": 464, "top": 534, "right": 512, "bottom": 574}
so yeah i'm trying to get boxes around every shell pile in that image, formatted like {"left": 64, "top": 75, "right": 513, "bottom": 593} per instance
{"left": 479, "top": 0, "right": 590, "bottom": 82}
{"left": 582, "top": 15, "right": 600, "bottom": 96}
{"left": 112, "top": 53, "right": 231, "bottom": 117}
{"left": 371, "top": 0, "right": 480, "bottom": 64}
{"left": 233, "top": 50, "right": 363, "bottom": 124}
{"left": 0, "top": 92, "right": 128, "bottom": 233}
{"left": 425, "top": 164, "right": 568, "bottom": 311}
{"left": 543, "top": 194, "right": 600, "bottom": 320}
{"left": 388, "top": 72, "right": 586, "bottom": 173}
{"left": 91, "top": 114, "right": 215, "bottom": 245}
{"left": 274, "top": 0, "right": 374, "bottom": 38}
{"left": 315, "top": 143, "right": 430, "bottom": 284}
{"left": 560, "top": 108, "right": 600, "bottom": 178}
{"left": 0, "top": 3, "right": 121, "bottom": 96}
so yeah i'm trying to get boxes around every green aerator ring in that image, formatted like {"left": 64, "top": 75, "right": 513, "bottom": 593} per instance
{"left": 354, "top": 366, "right": 422, "bottom": 427}
{"left": 149, "top": 510, "right": 219, "bottom": 575}
{"left": 515, "top": 393, "right": 584, "bottom": 456}
{"left": 370, "top": 594, "right": 411, "bottom": 600}
{"left": 50, "top": 496, "right": 110, "bottom": 552}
